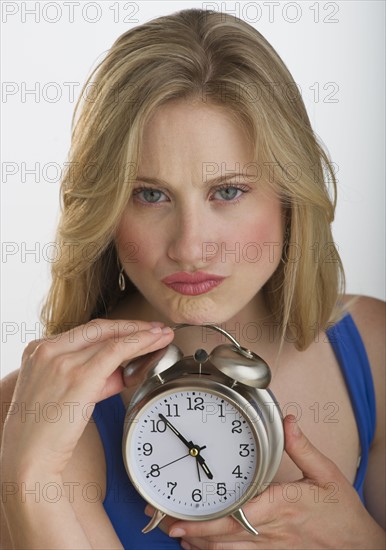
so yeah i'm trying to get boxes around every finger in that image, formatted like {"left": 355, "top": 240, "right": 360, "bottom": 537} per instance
{"left": 181, "top": 536, "right": 257, "bottom": 550}
{"left": 284, "top": 414, "right": 342, "bottom": 484}
{"left": 145, "top": 505, "right": 260, "bottom": 546}
{"left": 16, "top": 337, "right": 124, "bottom": 404}
{"left": 82, "top": 326, "right": 174, "bottom": 385}
{"left": 168, "top": 515, "right": 242, "bottom": 539}
{"left": 25, "top": 319, "right": 168, "bottom": 359}
{"left": 148, "top": 489, "right": 271, "bottom": 539}
{"left": 21, "top": 327, "right": 174, "bottom": 405}
{"left": 143, "top": 506, "right": 228, "bottom": 539}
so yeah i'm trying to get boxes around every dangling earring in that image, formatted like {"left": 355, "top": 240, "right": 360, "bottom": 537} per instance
{"left": 118, "top": 264, "right": 126, "bottom": 292}
{"left": 281, "top": 225, "right": 290, "bottom": 264}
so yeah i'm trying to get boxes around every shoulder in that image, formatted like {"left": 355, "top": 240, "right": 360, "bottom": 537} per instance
{"left": 0, "top": 369, "right": 19, "bottom": 398}
{"left": 341, "top": 294, "right": 385, "bottom": 401}
{"left": 342, "top": 294, "right": 385, "bottom": 366}
{"left": 343, "top": 293, "right": 385, "bottom": 327}
{"left": 0, "top": 369, "right": 20, "bottom": 461}
{"left": 1, "top": 369, "right": 20, "bottom": 430}
{"left": 0, "top": 370, "right": 19, "bottom": 548}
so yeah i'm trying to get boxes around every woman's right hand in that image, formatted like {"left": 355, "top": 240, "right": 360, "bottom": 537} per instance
{"left": 1, "top": 319, "right": 174, "bottom": 479}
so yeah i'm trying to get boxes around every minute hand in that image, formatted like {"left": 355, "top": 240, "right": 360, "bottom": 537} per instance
{"left": 158, "top": 414, "right": 192, "bottom": 449}
{"left": 158, "top": 414, "right": 214, "bottom": 480}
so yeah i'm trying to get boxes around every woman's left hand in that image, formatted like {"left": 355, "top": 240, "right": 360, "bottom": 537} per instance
{"left": 147, "top": 415, "right": 385, "bottom": 549}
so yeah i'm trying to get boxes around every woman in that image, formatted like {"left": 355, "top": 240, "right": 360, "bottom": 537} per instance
{"left": 1, "top": 8, "right": 384, "bottom": 549}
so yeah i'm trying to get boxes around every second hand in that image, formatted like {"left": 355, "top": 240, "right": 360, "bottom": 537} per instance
{"left": 146, "top": 453, "right": 190, "bottom": 477}
{"left": 158, "top": 413, "right": 213, "bottom": 479}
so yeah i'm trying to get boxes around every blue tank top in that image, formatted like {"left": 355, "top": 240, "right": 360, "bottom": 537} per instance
{"left": 93, "top": 313, "right": 376, "bottom": 549}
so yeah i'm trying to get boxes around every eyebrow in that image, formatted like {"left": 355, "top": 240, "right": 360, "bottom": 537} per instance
{"left": 135, "top": 172, "right": 255, "bottom": 187}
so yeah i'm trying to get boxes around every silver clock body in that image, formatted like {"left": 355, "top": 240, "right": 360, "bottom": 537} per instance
{"left": 122, "top": 343, "right": 284, "bottom": 535}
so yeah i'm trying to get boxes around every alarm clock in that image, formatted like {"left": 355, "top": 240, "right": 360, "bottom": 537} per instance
{"left": 122, "top": 324, "right": 284, "bottom": 535}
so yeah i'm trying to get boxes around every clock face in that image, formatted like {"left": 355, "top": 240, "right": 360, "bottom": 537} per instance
{"left": 123, "top": 387, "right": 259, "bottom": 519}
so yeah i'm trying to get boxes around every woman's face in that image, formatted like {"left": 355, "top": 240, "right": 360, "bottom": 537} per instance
{"left": 116, "top": 99, "right": 284, "bottom": 325}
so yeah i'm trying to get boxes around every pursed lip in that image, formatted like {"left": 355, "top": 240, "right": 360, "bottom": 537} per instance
{"left": 161, "top": 271, "right": 225, "bottom": 296}
{"left": 162, "top": 271, "right": 225, "bottom": 284}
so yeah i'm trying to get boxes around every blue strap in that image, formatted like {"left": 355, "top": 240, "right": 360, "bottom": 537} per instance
{"left": 326, "top": 313, "right": 376, "bottom": 500}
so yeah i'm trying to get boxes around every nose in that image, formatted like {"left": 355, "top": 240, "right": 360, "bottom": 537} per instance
{"left": 167, "top": 207, "right": 217, "bottom": 270}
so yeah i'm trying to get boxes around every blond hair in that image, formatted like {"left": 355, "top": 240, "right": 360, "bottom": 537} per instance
{"left": 41, "top": 8, "right": 345, "bottom": 349}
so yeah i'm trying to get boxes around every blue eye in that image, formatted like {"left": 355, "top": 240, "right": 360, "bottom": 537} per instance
{"left": 133, "top": 188, "right": 167, "bottom": 203}
{"left": 212, "top": 186, "right": 247, "bottom": 201}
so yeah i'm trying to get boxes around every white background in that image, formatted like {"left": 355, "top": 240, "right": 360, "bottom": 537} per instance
{"left": 1, "top": 1, "right": 385, "bottom": 377}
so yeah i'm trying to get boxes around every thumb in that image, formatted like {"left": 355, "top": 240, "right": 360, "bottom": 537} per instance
{"left": 283, "top": 415, "right": 340, "bottom": 484}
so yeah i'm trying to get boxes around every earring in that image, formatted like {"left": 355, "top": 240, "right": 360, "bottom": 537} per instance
{"left": 118, "top": 265, "right": 126, "bottom": 292}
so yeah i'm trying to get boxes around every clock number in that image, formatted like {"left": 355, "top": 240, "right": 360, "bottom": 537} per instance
{"left": 216, "top": 482, "right": 227, "bottom": 496}
{"left": 218, "top": 404, "right": 225, "bottom": 418}
{"left": 231, "top": 420, "right": 242, "bottom": 434}
{"left": 232, "top": 465, "right": 243, "bottom": 478}
{"left": 192, "top": 489, "right": 202, "bottom": 502}
{"left": 149, "top": 464, "right": 161, "bottom": 477}
{"left": 167, "top": 481, "right": 177, "bottom": 496}
{"left": 150, "top": 419, "right": 167, "bottom": 433}
{"left": 165, "top": 403, "right": 181, "bottom": 417}
{"left": 142, "top": 443, "right": 153, "bottom": 456}
{"left": 239, "top": 444, "right": 250, "bottom": 457}
{"left": 186, "top": 396, "right": 204, "bottom": 411}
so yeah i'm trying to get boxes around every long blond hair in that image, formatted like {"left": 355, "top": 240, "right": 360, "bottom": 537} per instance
{"left": 41, "top": 8, "right": 345, "bottom": 349}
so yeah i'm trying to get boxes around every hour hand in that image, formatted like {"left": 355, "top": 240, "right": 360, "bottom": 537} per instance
{"left": 196, "top": 453, "right": 213, "bottom": 479}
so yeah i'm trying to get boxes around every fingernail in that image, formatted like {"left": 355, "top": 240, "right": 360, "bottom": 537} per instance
{"left": 161, "top": 326, "right": 173, "bottom": 334}
{"left": 169, "top": 527, "right": 186, "bottom": 538}
{"left": 180, "top": 540, "right": 191, "bottom": 550}
{"left": 149, "top": 326, "right": 162, "bottom": 334}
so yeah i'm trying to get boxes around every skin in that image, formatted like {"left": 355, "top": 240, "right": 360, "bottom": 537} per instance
{"left": 115, "top": 98, "right": 284, "bottom": 326}
{"left": 0, "top": 99, "right": 385, "bottom": 549}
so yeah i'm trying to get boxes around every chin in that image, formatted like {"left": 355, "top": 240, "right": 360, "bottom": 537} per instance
{"left": 165, "top": 310, "right": 215, "bottom": 326}
{"left": 165, "top": 299, "right": 237, "bottom": 327}
{"left": 149, "top": 290, "right": 243, "bottom": 327}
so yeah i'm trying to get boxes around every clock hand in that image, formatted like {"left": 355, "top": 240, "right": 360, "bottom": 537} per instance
{"left": 196, "top": 455, "right": 201, "bottom": 482}
{"left": 147, "top": 447, "right": 208, "bottom": 478}
{"left": 158, "top": 413, "right": 193, "bottom": 449}
{"left": 149, "top": 452, "right": 190, "bottom": 475}
{"left": 196, "top": 453, "right": 214, "bottom": 479}
{"left": 158, "top": 414, "right": 214, "bottom": 479}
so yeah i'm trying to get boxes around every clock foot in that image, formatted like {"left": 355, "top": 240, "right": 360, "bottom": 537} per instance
{"left": 231, "top": 508, "right": 259, "bottom": 536}
{"left": 142, "top": 509, "right": 166, "bottom": 533}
